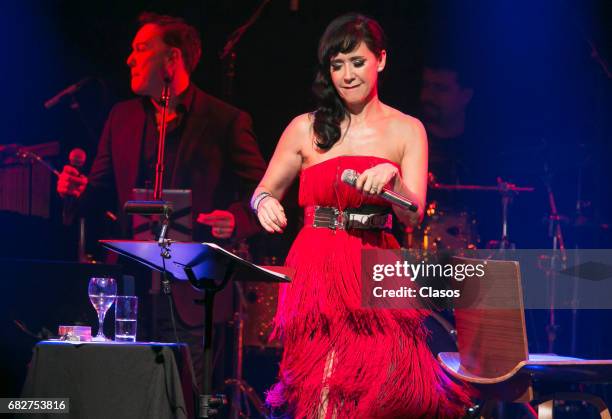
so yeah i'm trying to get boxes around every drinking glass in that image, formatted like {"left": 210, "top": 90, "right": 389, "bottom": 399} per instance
{"left": 114, "top": 296, "right": 138, "bottom": 342}
{"left": 88, "top": 277, "right": 117, "bottom": 341}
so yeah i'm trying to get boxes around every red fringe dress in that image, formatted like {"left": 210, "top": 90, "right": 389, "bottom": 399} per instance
{"left": 267, "top": 156, "right": 471, "bottom": 418}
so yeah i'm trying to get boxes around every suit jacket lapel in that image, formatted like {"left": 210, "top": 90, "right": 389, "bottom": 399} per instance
{"left": 172, "top": 87, "right": 210, "bottom": 185}
{"left": 116, "top": 100, "right": 145, "bottom": 206}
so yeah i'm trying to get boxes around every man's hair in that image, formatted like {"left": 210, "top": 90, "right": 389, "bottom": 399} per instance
{"left": 424, "top": 50, "right": 474, "bottom": 89}
{"left": 138, "top": 12, "right": 202, "bottom": 74}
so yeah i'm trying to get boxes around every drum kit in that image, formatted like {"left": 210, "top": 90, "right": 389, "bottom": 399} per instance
{"left": 241, "top": 256, "right": 282, "bottom": 350}
{"left": 407, "top": 172, "right": 535, "bottom": 251}
{"left": 407, "top": 171, "right": 537, "bottom": 360}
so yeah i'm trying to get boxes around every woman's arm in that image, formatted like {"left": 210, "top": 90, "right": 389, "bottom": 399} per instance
{"left": 393, "top": 118, "right": 428, "bottom": 226}
{"left": 353, "top": 116, "right": 428, "bottom": 227}
{"left": 251, "top": 114, "right": 308, "bottom": 233}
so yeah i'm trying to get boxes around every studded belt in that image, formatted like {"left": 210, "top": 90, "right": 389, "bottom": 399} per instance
{"left": 304, "top": 205, "right": 392, "bottom": 230}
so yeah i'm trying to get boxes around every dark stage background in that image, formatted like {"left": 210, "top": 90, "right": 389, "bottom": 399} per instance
{"left": 3, "top": 0, "right": 612, "bottom": 249}
{"left": 2, "top": 0, "right": 612, "bottom": 412}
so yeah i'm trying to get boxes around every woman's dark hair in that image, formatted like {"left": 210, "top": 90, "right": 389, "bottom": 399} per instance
{"left": 312, "top": 13, "right": 387, "bottom": 150}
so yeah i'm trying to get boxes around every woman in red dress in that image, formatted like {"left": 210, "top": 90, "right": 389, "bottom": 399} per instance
{"left": 251, "top": 13, "right": 471, "bottom": 418}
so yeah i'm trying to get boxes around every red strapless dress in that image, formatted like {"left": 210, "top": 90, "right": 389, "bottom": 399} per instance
{"left": 267, "top": 156, "right": 471, "bottom": 418}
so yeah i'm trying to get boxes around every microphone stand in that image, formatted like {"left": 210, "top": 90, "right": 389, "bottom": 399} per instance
{"left": 219, "top": 3, "right": 272, "bottom": 417}
{"left": 498, "top": 178, "right": 514, "bottom": 251}
{"left": 542, "top": 163, "right": 568, "bottom": 354}
{"left": 220, "top": 0, "right": 271, "bottom": 100}
{"left": 153, "top": 81, "right": 170, "bottom": 202}
{"left": 124, "top": 79, "right": 174, "bottom": 294}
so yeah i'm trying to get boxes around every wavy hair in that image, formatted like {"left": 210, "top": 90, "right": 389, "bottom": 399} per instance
{"left": 312, "top": 13, "right": 387, "bottom": 150}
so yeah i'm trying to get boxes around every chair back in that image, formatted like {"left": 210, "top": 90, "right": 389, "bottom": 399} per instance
{"left": 452, "top": 256, "right": 529, "bottom": 379}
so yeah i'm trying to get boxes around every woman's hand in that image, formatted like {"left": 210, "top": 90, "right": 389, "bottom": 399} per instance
{"left": 354, "top": 162, "right": 400, "bottom": 196}
{"left": 256, "top": 195, "right": 287, "bottom": 233}
{"left": 249, "top": 114, "right": 307, "bottom": 234}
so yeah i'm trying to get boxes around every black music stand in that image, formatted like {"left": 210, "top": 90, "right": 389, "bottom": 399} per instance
{"left": 100, "top": 239, "right": 291, "bottom": 418}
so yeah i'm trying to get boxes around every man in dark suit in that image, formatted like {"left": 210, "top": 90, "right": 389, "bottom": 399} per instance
{"left": 56, "top": 12, "right": 266, "bottom": 385}
{"left": 58, "top": 12, "right": 265, "bottom": 242}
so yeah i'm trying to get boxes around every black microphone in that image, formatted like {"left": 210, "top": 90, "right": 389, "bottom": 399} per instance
{"left": 341, "top": 169, "right": 419, "bottom": 212}
{"left": 62, "top": 148, "right": 87, "bottom": 226}
{"left": 44, "top": 77, "right": 92, "bottom": 109}
{"left": 68, "top": 148, "right": 87, "bottom": 172}
{"left": 67, "top": 147, "right": 117, "bottom": 222}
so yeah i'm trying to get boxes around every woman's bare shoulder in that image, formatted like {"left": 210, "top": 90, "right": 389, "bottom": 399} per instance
{"left": 288, "top": 112, "right": 315, "bottom": 132}
{"left": 384, "top": 106, "right": 424, "bottom": 132}
{"left": 382, "top": 106, "right": 427, "bottom": 147}
{"left": 279, "top": 112, "right": 316, "bottom": 151}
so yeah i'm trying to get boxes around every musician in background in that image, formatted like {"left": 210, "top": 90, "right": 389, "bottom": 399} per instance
{"left": 419, "top": 58, "right": 475, "bottom": 185}
{"left": 57, "top": 12, "right": 265, "bottom": 242}
{"left": 418, "top": 53, "right": 507, "bottom": 250}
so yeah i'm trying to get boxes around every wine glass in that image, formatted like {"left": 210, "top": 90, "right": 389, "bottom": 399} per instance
{"left": 88, "top": 277, "right": 117, "bottom": 341}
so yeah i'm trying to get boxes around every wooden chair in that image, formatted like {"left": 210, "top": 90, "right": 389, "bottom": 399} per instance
{"left": 438, "top": 256, "right": 612, "bottom": 419}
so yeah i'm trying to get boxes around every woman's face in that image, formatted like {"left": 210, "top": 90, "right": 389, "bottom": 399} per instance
{"left": 329, "top": 42, "right": 386, "bottom": 107}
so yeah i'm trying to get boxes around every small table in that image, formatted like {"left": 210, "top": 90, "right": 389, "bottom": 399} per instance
{"left": 21, "top": 341, "right": 196, "bottom": 419}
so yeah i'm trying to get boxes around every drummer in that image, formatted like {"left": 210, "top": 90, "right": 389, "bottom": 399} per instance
{"left": 418, "top": 54, "right": 499, "bottom": 247}
{"left": 419, "top": 55, "right": 476, "bottom": 185}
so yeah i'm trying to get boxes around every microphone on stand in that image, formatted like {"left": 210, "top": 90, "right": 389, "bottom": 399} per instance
{"left": 341, "top": 169, "right": 419, "bottom": 212}
{"left": 44, "top": 77, "right": 92, "bottom": 109}
{"left": 124, "top": 73, "right": 173, "bottom": 245}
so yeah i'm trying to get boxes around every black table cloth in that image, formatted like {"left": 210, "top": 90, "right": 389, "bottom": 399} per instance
{"left": 20, "top": 341, "right": 196, "bottom": 419}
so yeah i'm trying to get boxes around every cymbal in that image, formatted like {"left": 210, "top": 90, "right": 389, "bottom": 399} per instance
{"left": 429, "top": 173, "right": 535, "bottom": 193}
{"left": 431, "top": 183, "right": 535, "bottom": 192}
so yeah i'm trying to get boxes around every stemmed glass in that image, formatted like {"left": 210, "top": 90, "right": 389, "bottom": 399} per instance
{"left": 88, "top": 277, "right": 117, "bottom": 341}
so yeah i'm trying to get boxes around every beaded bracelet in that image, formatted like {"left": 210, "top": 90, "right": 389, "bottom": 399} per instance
{"left": 250, "top": 191, "right": 271, "bottom": 213}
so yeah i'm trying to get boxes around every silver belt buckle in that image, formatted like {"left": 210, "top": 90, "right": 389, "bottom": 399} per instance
{"left": 312, "top": 206, "right": 389, "bottom": 230}
{"left": 346, "top": 212, "right": 389, "bottom": 229}
{"left": 313, "top": 206, "right": 342, "bottom": 230}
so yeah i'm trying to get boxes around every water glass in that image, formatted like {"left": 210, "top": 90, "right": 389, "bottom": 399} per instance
{"left": 88, "top": 277, "right": 117, "bottom": 341}
{"left": 115, "top": 296, "right": 138, "bottom": 342}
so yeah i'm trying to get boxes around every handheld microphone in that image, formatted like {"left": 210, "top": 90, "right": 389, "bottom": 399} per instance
{"left": 341, "top": 169, "right": 419, "bottom": 212}
{"left": 66, "top": 147, "right": 117, "bottom": 222}
{"left": 62, "top": 148, "right": 88, "bottom": 226}
{"left": 68, "top": 148, "right": 87, "bottom": 172}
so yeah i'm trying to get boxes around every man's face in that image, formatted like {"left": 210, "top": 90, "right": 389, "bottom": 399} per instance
{"left": 126, "top": 24, "right": 170, "bottom": 97}
{"left": 420, "top": 68, "right": 472, "bottom": 124}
